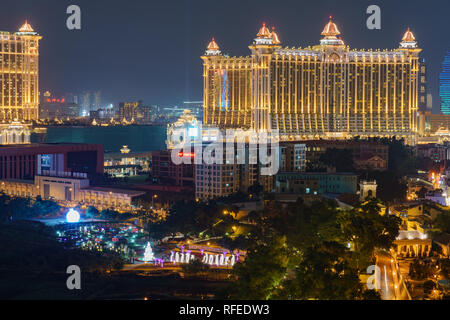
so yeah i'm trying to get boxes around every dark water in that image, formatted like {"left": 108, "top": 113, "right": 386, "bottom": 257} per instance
{"left": 31, "top": 126, "right": 167, "bottom": 153}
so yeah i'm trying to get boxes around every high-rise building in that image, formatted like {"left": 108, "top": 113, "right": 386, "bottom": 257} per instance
{"left": 119, "top": 101, "right": 141, "bottom": 122}
{"left": 440, "top": 51, "right": 450, "bottom": 115}
{"left": 419, "top": 58, "right": 428, "bottom": 112}
{"left": 202, "top": 18, "right": 422, "bottom": 144}
{"left": 39, "top": 93, "right": 81, "bottom": 120}
{"left": 80, "top": 92, "right": 91, "bottom": 115}
{"left": 93, "top": 91, "right": 102, "bottom": 109}
{"left": 0, "top": 21, "right": 42, "bottom": 122}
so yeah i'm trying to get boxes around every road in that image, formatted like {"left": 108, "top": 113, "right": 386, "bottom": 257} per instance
{"left": 376, "top": 250, "right": 410, "bottom": 300}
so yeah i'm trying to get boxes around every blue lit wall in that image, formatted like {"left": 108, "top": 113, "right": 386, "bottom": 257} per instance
{"left": 440, "top": 51, "right": 450, "bottom": 115}
{"left": 219, "top": 70, "right": 228, "bottom": 112}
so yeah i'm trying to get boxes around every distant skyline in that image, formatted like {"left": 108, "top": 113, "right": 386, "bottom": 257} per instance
{"left": 2, "top": 0, "right": 450, "bottom": 113}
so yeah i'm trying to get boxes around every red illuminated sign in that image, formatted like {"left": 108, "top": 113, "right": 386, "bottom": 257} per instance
{"left": 177, "top": 152, "right": 195, "bottom": 158}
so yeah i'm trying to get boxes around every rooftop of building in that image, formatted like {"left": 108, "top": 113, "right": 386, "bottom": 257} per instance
{"left": 356, "top": 153, "right": 386, "bottom": 161}
{"left": 0, "top": 21, "right": 40, "bottom": 36}
{"left": 391, "top": 202, "right": 423, "bottom": 211}
{"left": 104, "top": 151, "right": 153, "bottom": 159}
{"left": 204, "top": 18, "right": 418, "bottom": 59}
{"left": 0, "top": 179, "right": 35, "bottom": 185}
{"left": 434, "top": 233, "right": 450, "bottom": 245}
{"left": 81, "top": 186, "right": 146, "bottom": 197}
{"left": 297, "top": 139, "right": 389, "bottom": 146}
{"left": 0, "top": 142, "right": 103, "bottom": 149}
{"left": 276, "top": 171, "right": 357, "bottom": 176}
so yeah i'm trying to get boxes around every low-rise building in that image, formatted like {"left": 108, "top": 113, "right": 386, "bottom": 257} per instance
{"left": 152, "top": 149, "right": 194, "bottom": 187}
{"left": 0, "top": 142, "right": 145, "bottom": 211}
{"left": 0, "top": 142, "right": 104, "bottom": 181}
{"left": 354, "top": 154, "right": 387, "bottom": 171}
{"left": 414, "top": 143, "right": 450, "bottom": 162}
{"left": 275, "top": 172, "right": 358, "bottom": 195}
{"left": 104, "top": 146, "right": 151, "bottom": 177}
{"left": 394, "top": 230, "right": 432, "bottom": 258}
{"left": 303, "top": 140, "right": 389, "bottom": 170}
{"left": 0, "top": 172, "right": 145, "bottom": 212}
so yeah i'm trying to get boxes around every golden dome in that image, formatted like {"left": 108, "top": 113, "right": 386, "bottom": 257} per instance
{"left": 271, "top": 27, "right": 281, "bottom": 44}
{"left": 19, "top": 20, "right": 34, "bottom": 33}
{"left": 257, "top": 22, "right": 271, "bottom": 38}
{"left": 207, "top": 37, "right": 220, "bottom": 51}
{"left": 402, "top": 28, "right": 416, "bottom": 42}
{"left": 321, "top": 18, "right": 341, "bottom": 37}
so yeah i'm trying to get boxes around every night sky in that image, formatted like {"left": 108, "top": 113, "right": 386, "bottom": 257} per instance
{"left": 1, "top": 0, "right": 449, "bottom": 112}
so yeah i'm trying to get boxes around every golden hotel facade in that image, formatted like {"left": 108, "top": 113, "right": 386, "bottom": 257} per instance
{"left": 0, "top": 21, "right": 41, "bottom": 122}
{"left": 202, "top": 19, "right": 422, "bottom": 144}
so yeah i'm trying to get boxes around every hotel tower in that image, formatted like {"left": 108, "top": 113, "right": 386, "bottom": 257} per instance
{"left": 0, "top": 21, "right": 41, "bottom": 122}
{"left": 202, "top": 18, "right": 421, "bottom": 144}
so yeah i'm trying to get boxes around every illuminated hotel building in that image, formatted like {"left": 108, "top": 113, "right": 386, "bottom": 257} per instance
{"left": 202, "top": 19, "right": 422, "bottom": 144}
{"left": 0, "top": 21, "right": 41, "bottom": 122}
{"left": 440, "top": 51, "right": 450, "bottom": 115}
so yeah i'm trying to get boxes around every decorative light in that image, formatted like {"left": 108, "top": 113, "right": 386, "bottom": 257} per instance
{"left": 143, "top": 242, "right": 154, "bottom": 263}
{"left": 66, "top": 208, "right": 80, "bottom": 223}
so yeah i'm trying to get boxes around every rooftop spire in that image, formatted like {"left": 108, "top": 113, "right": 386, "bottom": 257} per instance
{"left": 321, "top": 17, "right": 341, "bottom": 37}
{"left": 19, "top": 20, "right": 35, "bottom": 33}
{"left": 257, "top": 22, "right": 271, "bottom": 38}
{"left": 205, "top": 37, "right": 221, "bottom": 56}
{"left": 270, "top": 27, "right": 281, "bottom": 45}
{"left": 402, "top": 28, "right": 416, "bottom": 42}
{"left": 207, "top": 37, "right": 219, "bottom": 51}
{"left": 320, "top": 16, "right": 344, "bottom": 46}
{"left": 400, "top": 27, "right": 418, "bottom": 49}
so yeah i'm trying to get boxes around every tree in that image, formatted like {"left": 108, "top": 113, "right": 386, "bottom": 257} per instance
{"left": 435, "top": 211, "right": 450, "bottom": 234}
{"left": 218, "top": 199, "right": 398, "bottom": 300}
{"left": 248, "top": 182, "right": 263, "bottom": 197}
{"left": 423, "top": 280, "right": 436, "bottom": 295}
{"left": 440, "top": 259, "right": 450, "bottom": 279}
{"left": 338, "top": 200, "right": 401, "bottom": 270}
{"left": 362, "top": 290, "right": 382, "bottom": 300}
{"left": 85, "top": 206, "right": 99, "bottom": 219}
{"left": 32, "top": 197, "right": 61, "bottom": 216}
{"left": 264, "top": 199, "right": 341, "bottom": 249}
{"left": 278, "top": 242, "right": 364, "bottom": 300}
{"left": 218, "top": 235, "right": 289, "bottom": 300}
{"left": 417, "top": 187, "right": 428, "bottom": 200}
{"left": 364, "top": 171, "right": 407, "bottom": 203}
{"left": 148, "top": 200, "right": 239, "bottom": 239}
{"left": 99, "top": 209, "right": 120, "bottom": 220}
{"left": 383, "top": 137, "right": 416, "bottom": 176}
{"left": 6, "top": 197, "right": 32, "bottom": 219}
{"left": 0, "top": 193, "right": 11, "bottom": 221}
{"left": 409, "top": 259, "right": 433, "bottom": 280}
{"left": 181, "top": 259, "right": 210, "bottom": 274}
{"left": 219, "top": 235, "right": 252, "bottom": 252}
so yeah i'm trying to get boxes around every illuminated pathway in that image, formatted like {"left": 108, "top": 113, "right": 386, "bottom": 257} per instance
{"left": 376, "top": 250, "right": 410, "bottom": 300}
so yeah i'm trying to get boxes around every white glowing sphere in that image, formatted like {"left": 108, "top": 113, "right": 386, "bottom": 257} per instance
{"left": 66, "top": 209, "right": 80, "bottom": 223}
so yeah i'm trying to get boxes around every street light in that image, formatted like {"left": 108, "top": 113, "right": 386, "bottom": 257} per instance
{"left": 152, "top": 194, "right": 158, "bottom": 208}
